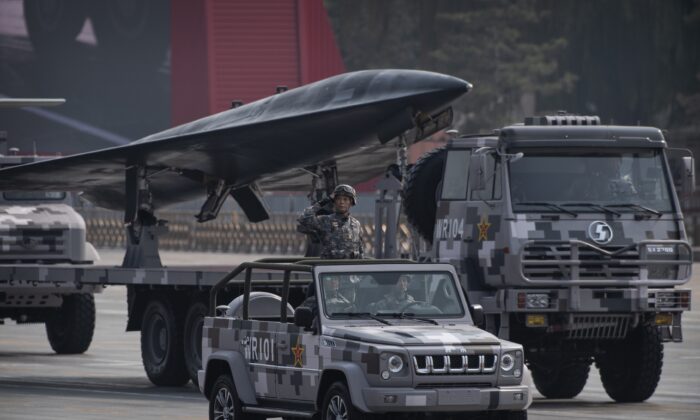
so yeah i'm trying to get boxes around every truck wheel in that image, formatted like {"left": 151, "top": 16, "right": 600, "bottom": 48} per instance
{"left": 209, "top": 374, "right": 242, "bottom": 420}
{"left": 490, "top": 411, "right": 527, "bottom": 420}
{"left": 531, "top": 358, "right": 590, "bottom": 399}
{"left": 596, "top": 323, "right": 663, "bottom": 402}
{"left": 321, "top": 381, "right": 362, "bottom": 420}
{"left": 403, "top": 147, "right": 446, "bottom": 243}
{"left": 184, "top": 301, "right": 207, "bottom": 386}
{"left": 45, "top": 293, "right": 95, "bottom": 354}
{"left": 141, "top": 298, "right": 189, "bottom": 386}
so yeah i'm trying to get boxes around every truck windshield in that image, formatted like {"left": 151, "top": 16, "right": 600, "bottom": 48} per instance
{"left": 3, "top": 191, "right": 67, "bottom": 201}
{"left": 320, "top": 271, "right": 464, "bottom": 319}
{"left": 509, "top": 149, "right": 674, "bottom": 213}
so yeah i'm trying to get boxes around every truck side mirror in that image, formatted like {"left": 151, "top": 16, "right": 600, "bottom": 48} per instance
{"left": 294, "top": 306, "right": 314, "bottom": 329}
{"left": 215, "top": 305, "right": 229, "bottom": 317}
{"left": 683, "top": 156, "right": 696, "bottom": 195}
{"left": 668, "top": 151, "right": 696, "bottom": 196}
{"left": 470, "top": 304, "right": 485, "bottom": 329}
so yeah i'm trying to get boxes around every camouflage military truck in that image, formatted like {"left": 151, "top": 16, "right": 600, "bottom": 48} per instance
{"left": 403, "top": 114, "right": 693, "bottom": 403}
{"left": 0, "top": 151, "right": 100, "bottom": 354}
{"left": 200, "top": 259, "right": 531, "bottom": 419}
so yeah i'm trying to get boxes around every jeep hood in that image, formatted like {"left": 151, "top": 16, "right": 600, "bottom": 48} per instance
{"left": 324, "top": 324, "right": 501, "bottom": 346}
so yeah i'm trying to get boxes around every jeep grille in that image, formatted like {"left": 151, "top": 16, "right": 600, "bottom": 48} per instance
{"left": 413, "top": 354, "right": 497, "bottom": 375}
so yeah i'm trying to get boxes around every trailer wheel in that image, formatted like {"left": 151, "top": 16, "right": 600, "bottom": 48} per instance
{"left": 596, "top": 323, "right": 663, "bottom": 402}
{"left": 141, "top": 298, "right": 189, "bottom": 386}
{"left": 45, "top": 293, "right": 95, "bottom": 354}
{"left": 403, "top": 147, "right": 446, "bottom": 243}
{"left": 531, "top": 357, "right": 590, "bottom": 399}
{"left": 184, "top": 301, "right": 208, "bottom": 386}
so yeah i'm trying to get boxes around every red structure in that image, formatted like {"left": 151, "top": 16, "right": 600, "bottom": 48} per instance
{"left": 171, "top": 0, "right": 345, "bottom": 125}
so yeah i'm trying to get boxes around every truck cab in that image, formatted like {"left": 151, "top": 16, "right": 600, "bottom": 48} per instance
{"left": 403, "top": 114, "right": 692, "bottom": 403}
{"left": 200, "top": 259, "right": 531, "bottom": 419}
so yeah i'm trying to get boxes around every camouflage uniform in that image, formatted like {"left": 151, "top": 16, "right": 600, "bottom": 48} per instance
{"left": 297, "top": 202, "right": 364, "bottom": 259}
{"left": 374, "top": 292, "right": 415, "bottom": 311}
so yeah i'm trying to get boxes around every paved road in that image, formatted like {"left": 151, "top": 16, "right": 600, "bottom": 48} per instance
{"left": 1, "top": 252, "right": 698, "bottom": 419}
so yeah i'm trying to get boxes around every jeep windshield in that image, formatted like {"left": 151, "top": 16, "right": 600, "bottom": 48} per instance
{"left": 320, "top": 271, "right": 464, "bottom": 319}
{"left": 509, "top": 149, "right": 674, "bottom": 214}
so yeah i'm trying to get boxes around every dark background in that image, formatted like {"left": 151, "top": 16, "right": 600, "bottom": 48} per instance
{"left": 0, "top": 0, "right": 698, "bottom": 153}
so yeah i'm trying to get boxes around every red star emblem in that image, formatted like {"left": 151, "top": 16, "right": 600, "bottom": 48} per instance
{"left": 477, "top": 217, "right": 491, "bottom": 241}
{"left": 291, "top": 337, "right": 304, "bottom": 367}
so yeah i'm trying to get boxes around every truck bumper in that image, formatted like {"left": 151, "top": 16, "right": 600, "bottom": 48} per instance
{"left": 360, "top": 384, "right": 530, "bottom": 413}
{"left": 504, "top": 287, "right": 691, "bottom": 313}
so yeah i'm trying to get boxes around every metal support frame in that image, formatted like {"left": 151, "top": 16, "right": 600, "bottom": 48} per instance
{"left": 122, "top": 165, "right": 168, "bottom": 268}
{"left": 374, "top": 172, "right": 403, "bottom": 259}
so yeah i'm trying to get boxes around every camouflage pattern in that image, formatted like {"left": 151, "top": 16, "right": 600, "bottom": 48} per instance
{"left": 427, "top": 126, "right": 692, "bottom": 343}
{"left": 297, "top": 203, "right": 364, "bottom": 259}
{"left": 199, "top": 262, "right": 530, "bottom": 415}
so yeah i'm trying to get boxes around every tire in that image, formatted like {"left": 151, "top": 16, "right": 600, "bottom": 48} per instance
{"left": 140, "top": 298, "right": 189, "bottom": 386}
{"left": 403, "top": 147, "right": 447, "bottom": 243}
{"left": 45, "top": 293, "right": 95, "bottom": 354}
{"left": 596, "top": 323, "right": 663, "bottom": 402}
{"left": 184, "top": 301, "right": 208, "bottom": 386}
{"left": 24, "top": 0, "right": 88, "bottom": 55}
{"left": 208, "top": 374, "right": 242, "bottom": 420}
{"left": 321, "top": 381, "right": 362, "bottom": 420}
{"left": 530, "top": 357, "right": 590, "bottom": 399}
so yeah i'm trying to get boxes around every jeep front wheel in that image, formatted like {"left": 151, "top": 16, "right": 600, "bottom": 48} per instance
{"left": 322, "top": 381, "right": 362, "bottom": 420}
{"left": 209, "top": 374, "right": 242, "bottom": 420}
{"left": 596, "top": 323, "right": 663, "bottom": 402}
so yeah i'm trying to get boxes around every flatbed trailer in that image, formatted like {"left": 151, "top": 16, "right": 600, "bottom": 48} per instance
{"left": 0, "top": 261, "right": 312, "bottom": 386}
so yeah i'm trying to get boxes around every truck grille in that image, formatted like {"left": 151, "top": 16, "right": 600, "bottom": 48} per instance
{"left": 561, "top": 314, "right": 633, "bottom": 339}
{"left": 413, "top": 354, "right": 497, "bottom": 375}
{"left": 0, "top": 229, "right": 66, "bottom": 258}
{"left": 523, "top": 243, "right": 640, "bottom": 280}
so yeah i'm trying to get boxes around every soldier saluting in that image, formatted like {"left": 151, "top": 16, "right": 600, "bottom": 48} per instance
{"left": 297, "top": 184, "right": 364, "bottom": 259}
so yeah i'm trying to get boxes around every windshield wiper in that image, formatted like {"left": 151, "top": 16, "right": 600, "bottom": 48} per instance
{"left": 561, "top": 202, "right": 621, "bottom": 217}
{"left": 515, "top": 202, "right": 578, "bottom": 217}
{"left": 605, "top": 203, "right": 662, "bottom": 217}
{"left": 379, "top": 312, "right": 439, "bottom": 325}
{"left": 334, "top": 312, "right": 391, "bottom": 325}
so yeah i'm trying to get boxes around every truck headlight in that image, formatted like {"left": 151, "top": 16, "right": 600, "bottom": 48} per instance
{"left": 526, "top": 293, "right": 550, "bottom": 309}
{"left": 388, "top": 355, "right": 404, "bottom": 373}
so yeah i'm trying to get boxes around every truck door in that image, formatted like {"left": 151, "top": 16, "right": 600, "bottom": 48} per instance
{"left": 434, "top": 148, "right": 471, "bottom": 264}
{"left": 275, "top": 324, "right": 320, "bottom": 402}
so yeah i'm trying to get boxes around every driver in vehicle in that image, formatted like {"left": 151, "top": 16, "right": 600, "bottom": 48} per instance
{"left": 374, "top": 274, "right": 415, "bottom": 311}
{"left": 323, "top": 275, "right": 353, "bottom": 313}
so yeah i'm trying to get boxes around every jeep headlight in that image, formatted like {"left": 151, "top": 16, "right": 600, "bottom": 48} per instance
{"left": 500, "top": 350, "right": 522, "bottom": 378}
{"left": 388, "top": 355, "right": 404, "bottom": 373}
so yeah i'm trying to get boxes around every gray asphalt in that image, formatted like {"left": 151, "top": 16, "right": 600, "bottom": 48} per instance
{"left": 0, "top": 252, "right": 698, "bottom": 419}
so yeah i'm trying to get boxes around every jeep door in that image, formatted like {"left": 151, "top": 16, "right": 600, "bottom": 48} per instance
{"left": 238, "top": 320, "right": 280, "bottom": 399}
{"left": 275, "top": 323, "right": 320, "bottom": 402}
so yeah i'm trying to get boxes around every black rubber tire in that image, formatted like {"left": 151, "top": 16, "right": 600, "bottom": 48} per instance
{"left": 184, "top": 300, "right": 208, "bottom": 386}
{"left": 321, "top": 381, "right": 362, "bottom": 420}
{"left": 88, "top": 0, "right": 169, "bottom": 69}
{"left": 24, "top": 0, "right": 88, "bottom": 55}
{"left": 45, "top": 293, "right": 95, "bottom": 354}
{"left": 403, "top": 147, "right": 447, "bottom": 243}
{"left": 208, "top": 374, "right": 243, "bottom": 420}
{"left": 140, "top": 298, "right": 189, "bottom": 386}
{"left": 531, "top": 358, "right": 590, "bottom": 399}
{"left": 596, "top": 323, "right": 663, "bottom": 402}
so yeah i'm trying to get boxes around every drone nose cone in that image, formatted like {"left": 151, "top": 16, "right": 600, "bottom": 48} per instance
{"left": 389, "top": 69, "right": 471, "bottom": 114}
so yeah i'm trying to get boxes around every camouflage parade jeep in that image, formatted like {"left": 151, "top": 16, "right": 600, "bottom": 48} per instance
{"left": 200, "top": 259, "right": 531, "bottom": 419}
